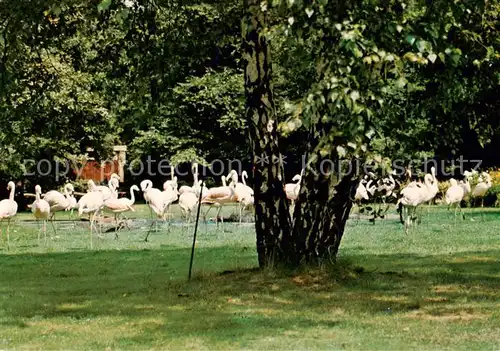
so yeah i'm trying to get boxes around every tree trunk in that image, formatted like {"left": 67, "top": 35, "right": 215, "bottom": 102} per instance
{"left": 291, "top": 154, "right": 357, "bottom": 265}
{"left": 242, "top": 0, "right": 291, "bottom": 268}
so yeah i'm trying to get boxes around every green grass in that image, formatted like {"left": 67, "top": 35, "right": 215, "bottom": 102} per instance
{"left": 1, "top": 204, "right": 500, "bottom": 350}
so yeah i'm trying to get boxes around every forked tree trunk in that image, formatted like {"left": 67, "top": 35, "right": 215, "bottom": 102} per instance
{"left": 242, "top": 0, "right": 291, "bottom": 268}
{"left": 242, "top": 0, "right": 356, "bottom": 268}
{"left": 291, "top": 153, "right": 357, "bottom": 265}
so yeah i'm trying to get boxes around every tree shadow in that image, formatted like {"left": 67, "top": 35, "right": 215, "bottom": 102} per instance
{"left": 0, "top": 247, "right": 499, "bottom": 347}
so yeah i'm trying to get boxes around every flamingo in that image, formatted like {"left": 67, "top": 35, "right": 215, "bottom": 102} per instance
{"left": 142, "top": 180, "right": 171, "bottom": 242}
{"left": 66, "top": 193, "right": 79, "bottom": 223}
{"left": 227, "top": 170, "right": 253, "bottom": 223}
{"left": 0, "top": 181, "right": 18, "bottom": 248}
{"left": 179, "top": 191, "right": 199, "bottom": 225}
{"left": 162, "top": 180, "right": 179, "bottom": 222}
{"left": 352, "top": 177, "right": 376, "bottom": 221}
{"left": 163, "top": 165, "right": 178, "bottom": 191}
{"left": 397, "top": 173, "right": 434, "bottom": 234}
{"left": 87, "top": 173, "right": 120, "bottom": 201}
{"left": 377, "top": 173, "right": 397, "bottom": 207}
{"left": 444, "top": 179, "right": 465, "bottom": 219}
{"left": 179, "top": 163, "right": 209, "bottom": 198}
{"left": 459, "top": 178, "right": 471, "bottom": 197}
{"left": 103, "top": 185, "right": 139, "bottom": 239}
{"left": 471, "top": 172, "right": 492, "bottom": 207}
{"left": 421, "top": 166, "right": 439, "bottom": 211}
{"left": 32, "top": 185, "right": 54, "bottom": 242}
{"left": 78, "top": 191, "right": 105, "bottom": 249}
{"left": 43, "top": 183, "right": 74, "bottom": 221}
{"left": 193, "top": 164, "right": 209, "bottom": 198}
{"left": 201, "top": 175, "right": 236, "bottom": 228}
{"left": 353, "top": 179, "right": 370, "bottom": 221}
{"left": 285, "top": 171, "right": 303, "bottom": 203}
{"left": 354, "top": 180, "right": 370, "bottom": 202}
{"left": 238, "top": 170, "right": 254, "bottom": 222}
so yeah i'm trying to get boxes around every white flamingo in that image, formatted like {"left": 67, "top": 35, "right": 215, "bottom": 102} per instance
{"left": 471, "top": 172, "right": 492, "bottom": 207}
{"left": 32, "top": 185, "right": 53, "bottom": 242}
{"left": 444, "top": 179, "right": 465, "bottom": 219}
{"left": 397, "top": 174, "right": 434, "bottom": 234}
{"left": 162, "top": 180, "right": 179, "bottom": 222}
{"left": 421, "top": 167, "right": 439, "bottom": 211}
{"left": 43, "top": 183, "right": 74, "bottom": 221}
{"left": 179, "top": 191, "right": 200, "bottom": 225}
{"left": 78, "top": 191, "right": 105, "bottom": 249}
{"left": 227, "top": 170, "right": 253, "bottom": 223}
{"left": 0, "top": 181, "right": 18, "bottom": 248}
{"left": 285, "top": 171, "right": 303, "bottom": 203}
{"left": 201, "top": 175, "right": 236, "bottom": 228}
{"left": 459, "top": 178, "right": 471, "bottom": 197}
{"left": 103, "top": 185, "right": 139, "bottom": 239}
{"left": 142, "top": 180, "right": 169, "bottom": 242}
{"left": 87, "top": 173, "right": 120, "bottom": 201}
{"left": 179, "top": 163, "right": 209, "bottom": 198}
{"left": 353, "top": 179, "right": 370, "bottom": 221}
{"left": 163, "top": 166, "right": 178, "bottom": 191}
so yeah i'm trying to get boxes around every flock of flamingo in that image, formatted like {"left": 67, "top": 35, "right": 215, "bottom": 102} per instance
{"left": 0, "top": 162, "right": 493, "bottom": 248}
{"left": 0, "top": 163, "right": 273, "bottom": 249}
{"left": 354, "top": 167, "right": 494, "bottom": 233}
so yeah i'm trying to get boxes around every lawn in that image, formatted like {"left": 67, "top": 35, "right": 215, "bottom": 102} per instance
{"left": 1, "top": 205, "right": 499, "bottom": 350}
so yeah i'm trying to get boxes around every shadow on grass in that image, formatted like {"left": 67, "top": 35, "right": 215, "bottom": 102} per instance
{"left": 0, "top": 246, "right": 499, "bottom": 347}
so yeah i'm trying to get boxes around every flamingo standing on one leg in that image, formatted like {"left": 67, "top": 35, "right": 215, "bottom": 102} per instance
{"left": 32, "top": 185, "right": 54, "bottom": 242}
{"left": 0, "top": 181, "right": 18, "bottom": 249}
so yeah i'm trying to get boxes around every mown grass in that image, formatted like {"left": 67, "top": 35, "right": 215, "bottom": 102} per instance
{"left": 0, "top": 204, "right": 499, "bottom": 350}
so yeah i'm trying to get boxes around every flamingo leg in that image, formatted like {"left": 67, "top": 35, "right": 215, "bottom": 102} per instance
{"left": 239, "top": 203, "right": 243, "bottom": 224}
{"left": 43, "top": 220, "right": 48, "bottom": 242}
{"left": 7, "top": 218, "right": 10, "bottom": 250}
{"left": 50, "top": 218, "right": 57, "bottom": 238}
{"left": 144, "top": 217, "right": 157, "bottom": 242}
{"left": 36, "top": 219, "right": 41, "bottom": 244}
{"left": 89, "top": 212, "right": 96, "bottom": 249}
{"left": 114, "top": 214, "right": 119, "bottom": 240}
{"left": 69, "top": 209, "right": 76, "bottom": 228}
{"left": 216, "top": 206, "right": 223, "bottom": 230}
{"left": 404, "top": 206, "right": 410, "bottom": 234}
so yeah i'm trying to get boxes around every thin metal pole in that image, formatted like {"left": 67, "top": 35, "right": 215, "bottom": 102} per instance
{"left": 188, "top": 181, "right": 204, "bottom": 280}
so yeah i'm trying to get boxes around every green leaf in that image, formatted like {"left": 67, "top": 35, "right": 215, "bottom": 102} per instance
{"left": 395, "top": 77, "right": 407, "bottom": 88}
{"left": 337, "top": 145, "right": 347, "bottom": 157}
{"left": 97, "top": 0, "right": 112, "bottom": 12}
{"left": 406, "top": 34, "right": 416, "bottom": 45}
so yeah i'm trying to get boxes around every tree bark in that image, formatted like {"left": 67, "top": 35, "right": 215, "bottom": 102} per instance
{"left": 291, "top": 155, "right": 357, "bottom": 265}
{"left": 242, "top": 0, "right": 291, "bottom": 267}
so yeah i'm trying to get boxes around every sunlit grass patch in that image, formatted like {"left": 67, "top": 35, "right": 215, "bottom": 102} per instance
{"left": 0, "top": 205, "right": 499, "bottom": 349}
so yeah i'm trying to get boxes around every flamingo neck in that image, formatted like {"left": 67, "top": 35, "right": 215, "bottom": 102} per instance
{"left": 129, "top": 187, "right": 136, "bottom": 204}
{"left": 35, "top": 188, "right": 41, "bottom": 201}
{"left": 9, "top": 185, "right": 15, "bottom": 201}
{"left": 64, "top": 184, "right": 72, "bottom": 198}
